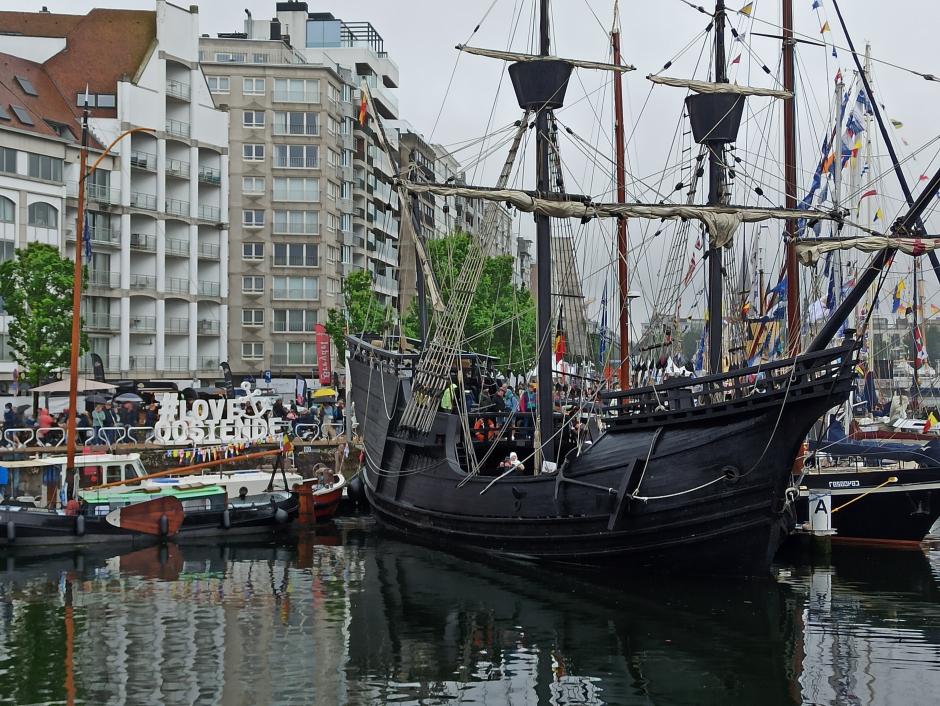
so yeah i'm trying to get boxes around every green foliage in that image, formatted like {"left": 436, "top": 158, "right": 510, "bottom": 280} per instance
{"left": 0, "top": 242, "right": 85, "bottom": 386}
{"left": 325, "top": 269, "right": 393, "bottom": 357}
{"left": 404, "top": 231, "right": 536, "bottom": 374}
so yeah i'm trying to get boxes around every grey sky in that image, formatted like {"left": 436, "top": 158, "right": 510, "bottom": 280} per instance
{"left": 24, "top": 0, "right": 940, "bottom": 328}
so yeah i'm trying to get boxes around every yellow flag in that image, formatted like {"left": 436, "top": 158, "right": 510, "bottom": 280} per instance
{"left": 820, "top": 21, "right": 830, "bottom": 33}
{"left": 739, "top": 2, "right": 754, "bottom": 15}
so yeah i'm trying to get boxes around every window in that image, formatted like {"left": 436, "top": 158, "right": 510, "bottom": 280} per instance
{"left": 207, "top": 76, "right": 230, "bottom": 94}
{"left": 27, "top": 153, "right": 62, "bottom": 181}
{"left": 328, "top": 116, "right": 339, "bottom": 136}
{"left": 243, "top": 110, "right": 265, "bottom": 128}
{"left": 273, "top": 144, "right": 318, "bottom": 169}
{"left": 273, "top": 78, "right": 319, "bottom": 102}
{"left": 15, "top": 76, "right": 37, "bottom": 96}
{"left": 10, "top": 105, "right": 33, "bottom": 126}
{"left": 215, "top": 52, "right": 247, "bottom": 63}
{"left": 242, "top": 242, "right": 264, "bottom": 260}
{"left": 242, "top": 209, "right": 265, "bottom": 228}
{"left": 96, "top": 94, "right": 116, "bottom": 108}
{"left": 273, "top": 309, "right": 317, "bottom": 333}
{"left": 242, "top": 342, "right": 263, "bottom": 360}
{"left": 27, "top": 202, "right": 57, "bottom": 228}
{"left": 340, "top": 214, "right": 351, "bottom": 232}
{"left": 273, "top": 210, "right": 319, "bottom": 235}
{"left": 242, "top": 309, "right": 264, "bottom": 327}
{"left": 326, "top": 245, "right": 340, "bottom": 264}
{"left": 274, "top": 243, "right": 319, "bottom": 267}
{"left": 273, "top": 275, "right": 318, "bottom": 300}
{"left": 272, "top": 111, "right": 319, "bottom": 136}
{"left": 340, "top": 181, "right": 352, "bottom": 199}
{"left": 242, "top": 276, "right": 264, "bottom": 293}
{"left": 327, "top": 150, "right": 338, "bottom": 168}
{"left": 242, "top": 176, "right": 265, "bottom": 194}
{"left": 243, "top": 143, "right": 264, "bottom": 161}
{"left": 0, "top": 239, "right": 14, "bottom": 263}
{"left": 76, "top": 93, "right": 96, "bottom": 107}
{"left": 326, "top": 181, "right": 338, "bottom": 200}
{"left": 273, "top": 341, "right": 316, "bottom": 365}
{"left": 328, "top": 214, "right": 339, "bottom": 233}
{"left": 273, "top": 176, "right": 319, "bottom": 202}
{"left": 341, "top": 149, "right": 352, "bottom": 168}
{"left": 0, "top": 196, "right": 13, "bottom": 223}
{"left": 0, "top": 148, "right": 15, "bottom": 174}
{"left": 243, "top": 77, "right": 265, "bottom": 95}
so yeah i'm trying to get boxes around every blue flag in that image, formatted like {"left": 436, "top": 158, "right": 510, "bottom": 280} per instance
{"left": 82, "top": 214, "right": 92, "bottom": 261}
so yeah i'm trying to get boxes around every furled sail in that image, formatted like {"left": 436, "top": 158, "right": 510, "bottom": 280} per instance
{"left": 647, "top": 74, "right": 792, "bottom": 99}
{"left": 457, "top": 44, "right": 635, "bottom": 72}
{"left": 398, "top": 181, "right": 840, "bottom": 249}
{"left": 796, "top": 236, "right": 940, "bottom": 265}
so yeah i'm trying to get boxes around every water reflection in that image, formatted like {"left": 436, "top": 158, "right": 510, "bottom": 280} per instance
{"left": 0, "top": 522, "right": 938, "bottom": 705}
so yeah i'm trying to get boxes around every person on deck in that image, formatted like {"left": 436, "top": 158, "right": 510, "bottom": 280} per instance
{"left": 500, "top": 451, "right": 525, "bottom": 474}
{"left": 91, "top": 404, "right": 106, "bottom": 445}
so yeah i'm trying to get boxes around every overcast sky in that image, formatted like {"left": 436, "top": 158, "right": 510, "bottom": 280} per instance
{"left": 26, "top": 0, "right": 940, "bottom": 329}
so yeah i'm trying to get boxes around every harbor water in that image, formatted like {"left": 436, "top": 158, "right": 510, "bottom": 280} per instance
{"left": 1, "top": 518, "right": 939, "bottom": 705}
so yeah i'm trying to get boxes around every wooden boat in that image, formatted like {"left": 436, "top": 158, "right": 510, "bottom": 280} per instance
{"left": 0, "top": 453, "right": 296, "bottom": 547}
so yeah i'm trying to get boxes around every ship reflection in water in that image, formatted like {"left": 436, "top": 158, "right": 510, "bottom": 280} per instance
{"left": 0, "top": 520, "right": 939, "bottom": 705}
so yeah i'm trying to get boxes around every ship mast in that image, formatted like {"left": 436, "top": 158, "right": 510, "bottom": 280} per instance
{"left": 612, "top": 8, "right": 630, "bottom": 389}
{"left": 706, "top": 0, "right": 730, "bottom": 372}
{"left": 535, "top": 0, "right": 555, "bottom": 465}
{"left": 782, "top": 0, "right": 800, "bottom": 357}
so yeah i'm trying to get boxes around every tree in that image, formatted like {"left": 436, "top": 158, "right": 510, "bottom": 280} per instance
{"left": 403, "top": 232, "right": 537, "bottom": 374}
{"left": 0, "top": 242, "right": 85, "bottom": 386}
{"left": 325, "top": 269, "right": 393, "bottom": 357}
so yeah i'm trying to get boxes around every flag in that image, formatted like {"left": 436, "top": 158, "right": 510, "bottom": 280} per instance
{"left": 834, "top": 69, "right": 842, "bottom": 83}
{"left": 731, "top": 54, "right": 742, "bottom": 65}
{"left": 920, "top": 175, "right": 929, "bottom": 181}
{"left": 683, "top": 253, "right": 697, "bottom": 286}
{"left": 890, "top": 118, "right": 903, "bottom": 129}
{"left": 281, "top": 433, "right": 294, "bottom": 454}
{"left": 915, "top": 326, "right": 928, "bottom": 369}
{"left": 554, "top": 333, "right": 566, "bottom": 363}
{"left": 358, "top": 88, "right": 368, "bottom": 126}
{"left": 812, "top": 0, "right": 822, "bottom": 8}
{"left": 892, "top": 280, "right": 906, "bottom": 312}
{"left": 820, "top": 21, "right": 830, "bottom": 33}
{"left": 924, "top": 412, "right": 938, "bottom": 434}
{"left": 874, "top": 208, "right": 883, "bottom": 223}
{"left": 931, "top": 304, "right": 940, "bottom": 316}
{"left": 82, "top": 214, "right": 92, "bottom": 261}
{"left": 739, "top": 2, "right": 753, "bottom": 16}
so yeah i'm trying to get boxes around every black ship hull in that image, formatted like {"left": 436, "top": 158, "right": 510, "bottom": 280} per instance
{"left": 348, "top": 338, "right": 857, "bottom": 574}
{"left": 797, "top": 467, "right": 940, "bottom": 542}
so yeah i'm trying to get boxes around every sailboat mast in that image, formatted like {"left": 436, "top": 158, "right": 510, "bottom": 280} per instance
{"left": 612, "top": 14, "right": 630, "bottom": 389}
{"left": 535, "top": 0, "right": 555, "bottom": 465}
{"left": 782, "top": 0, "right": 800, "bottom": 357}
{"left": 707, "top": 0, "right": 729, "bottom": 372}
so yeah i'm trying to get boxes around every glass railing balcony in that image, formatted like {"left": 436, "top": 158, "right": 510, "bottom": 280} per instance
{"left": 165, "top": 276, "right": 190, "bottom": 293}
{"left": 85, "top": 183, "right": 121, "bottom": 205}
{"left": 197, "top": 165, "right": 221, "bottom": 185}
{"left": 67, "top": 225, "right": 119, "bottom": 246}
{"left": 165, "top": 157, "right": 190, "bottom": 179}
{"left": 197, "top": 204, "right": 221, "bottom": 222}
{"left": 87, "top": 269, "right": 120, "bottom": 288}
{"left": 129, "top": 232, "right": 156, "bottom": 251}
{"left": 130, "top": 191, "right": 157, "bottom": 210}
{"left": 165, "top": 317, "right": 190, "bottom": 334}
{"left": 163, "top": 355, "right": 190, "bottom": 371}
{"left": 130, "top": 150, "right": 156, "bottom": 171}
{"left": 165, "top": 198, "right": 190, "bottom": 217}
{"left": 128, "top": 355, "right": 156, "bottom": 370}
{"left": 198, "top": 280, "right": 221, "bottom": 297}
{"left": 165, "top": 79, "right": 191, "bottom": 101}
{"left": 129, "top": 316, "right": 156, "bottom": 333}
{"left": 84, "top": 313, "right": 120, "bottom": 331}
{"left": 197, "top": 356, "right": 220, "bottom": 370}
{"left": 165, "top": 238, "right": 190, "bottom": 257}
{"left": 198, "top": 242, "right": 220, "bottom": 259}
{"left": 129, "top": 273, "right": 157, "bottom": 289}
{"left": 196, "top": 319, "right": 220, "bottom": 335}
{"left": 166, "top": 118, "right": 190, "bottom": 139}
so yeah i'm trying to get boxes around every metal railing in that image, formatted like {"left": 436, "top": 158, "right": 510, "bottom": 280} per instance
{"left": 87, "top": 269, "right": 121, "bottom": 288}
{"left": 198, "top": 204, "right": 221, "bottom": 222}
{"left": 164, "top": 355, "right": 190, "bottom": 371}
{"left": 196, "top": 319, "right": 220, "bottom": 334}
{"left": 197, "top": 356, "right": 219, "bottom": 369}
{"left": 165, "top": 157, "right": 190, "bottom": 178}
{"left": 129, "top": 315, "right": 156, "bottom": 332}
{"left": 67, "top": 225, "right": 120, "bottom": 245}
{"left": 128, "top": 355, "right": 156, "bottom": 369}
{"left": 165, "top": 238, "right": 190, "bottom": 257}
{"left": 165, "top": 276, "right": 191, "bottom": 294}
{"left": 165, "top": 317, "right": 189, "bottom": 333}
{"left": 129, "top": 232, "right": 156, "bottom": 251}
{"left": 129, "top": 273, "right": 156, "bottom": 289}
{"left": 198, "top": 241, "right": 220, "bottom": 259}
{"left": 166, "top": 118, "right": 190, "bottom": 139}
{"left": 166, "top": 79, "right": 191, "bottom": 101}
{"left": 84, "top": 312, "right": 120, "bottom": 331}
{"left": 198, "top": 165, "right": 221, "bottom": 185}
{"left": 85, "top": 183, "right": 121, "bottom": 205}
{"left": 198, "top": 280, "right": 221, "bottom": 297}
{"left": 165, "top": 197, "right": 190, "bottom": 217}
{"left": 130, "top": 191, "right": 157, "bottom": 210}
{"left": 130, "top": 150, "right": 156, "bottom": 171}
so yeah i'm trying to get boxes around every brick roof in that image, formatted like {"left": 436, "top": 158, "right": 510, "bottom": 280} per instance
{"left": 0, "top": 8, "right": 157, "bottom": 145}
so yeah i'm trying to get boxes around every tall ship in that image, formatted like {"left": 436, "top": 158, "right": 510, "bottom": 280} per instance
{"left": 347, "top": 0, "right": 940, "bottom": 573}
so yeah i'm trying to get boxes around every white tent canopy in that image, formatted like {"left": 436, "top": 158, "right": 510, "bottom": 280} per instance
{"left": 30, "top": 377, "right": 117, "bottom": 393}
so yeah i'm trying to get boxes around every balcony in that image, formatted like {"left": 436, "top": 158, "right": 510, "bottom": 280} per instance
{"left": 165, "top": 198, "right": 190, "bottom": 217}
{"left": 87, "top": 269, "right": 120, "bottom": 289}
{"left": 129, "top": 316, "right": 156, "bottom": 333}
{"left": 166, "top": 79, "right": 191, "bottom": 101}
{"left": 198, "top": 165, "right": 221, "bottom": 185}
{"left": 198, "top": 241, "right": 220, "bottom": 259}
{"left": 84, "top": 312, "right": 120, "bottom": 331}
{"left": 129, "top": 273, "right": 156, "bottom": 289}
{"left": 129, "top": 232, "right": 156, "bottom": 252}
{"left": 165, "top": 157, "right": 190, "bottom": 179}
{"left": 130, "top": 150, "right": 156, "bottom": 171}
{"left": 196, "top": 319, "right": 220, "bottom": 335}
{"left": 130, "top": 191, "right": 157, "bottom": 210}
{"left": 128, "top": 355, "right": 156, "bottom": 370}
{"left": 197, "top": 356, "right": 220, "bottom": 370}
{"left": 165, "top": 276, "right": 190, "bottom": 294}
{"left": 165, "top": 238, "right": 190, "bottom": 257}
{"left": 67, "top": 225, "right": 119, "bottom": 247}
{"left": 166, "top": 118, "right": 190, "bottom": 139}
{"left": 78, "top": 355, "right": 121, "bottom": 374}
{"left": 198, "top": 280, "right": 220, "bottom": 297}
{"left": 165, "top": 317, "right": 190, "bottom": 334}
{"left": 85, "top": 183, "right": 121, "bottom": 205}
{"left": 164, "top": 355, "right": 190, "bottom": 371}
{"left": 197, "top": 204, "right": 221, "bottom": 222}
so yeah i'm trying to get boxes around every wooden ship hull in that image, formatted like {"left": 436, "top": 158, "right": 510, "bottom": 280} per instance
{"left": 348, "top": 338, "right": 857, "bottom": 574}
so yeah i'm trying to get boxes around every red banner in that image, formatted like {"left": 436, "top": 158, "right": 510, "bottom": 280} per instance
{"left": 315, "top": 324, "right": 332, "bottom": 385}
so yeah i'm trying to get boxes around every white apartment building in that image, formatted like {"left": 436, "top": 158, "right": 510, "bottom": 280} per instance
{"left": 0, "top": 1, "right": 229, "bottom": 385}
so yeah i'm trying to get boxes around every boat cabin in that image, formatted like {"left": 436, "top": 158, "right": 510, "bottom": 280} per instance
{"left": 0, "top": 453, "right": 148, "bottom": 505}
